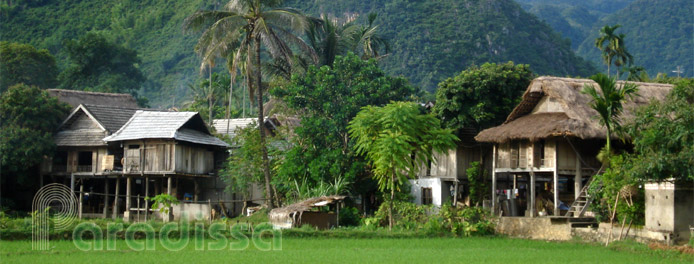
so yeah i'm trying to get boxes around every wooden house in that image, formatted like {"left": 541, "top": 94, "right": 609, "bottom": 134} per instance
{"left": 103, "top": 111, "right": 230, "bottom": 221}
{"left": 475, "top": 76, "right": 672, "bottom": 217}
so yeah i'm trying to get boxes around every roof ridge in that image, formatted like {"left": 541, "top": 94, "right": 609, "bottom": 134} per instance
{"left": 47, "top": 89, "right": 134, "bottom": 97}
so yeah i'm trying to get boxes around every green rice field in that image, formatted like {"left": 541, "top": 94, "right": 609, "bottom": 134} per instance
{"left": 1, "top": 237, "right": 692, "bottom": 263}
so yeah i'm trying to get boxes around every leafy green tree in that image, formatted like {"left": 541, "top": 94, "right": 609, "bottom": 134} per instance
{"left": 433, "top": 62, "right": 534, "bottom": 134}
{"left": 0, "top": 84, "right": 71, "bottom": 186}
{"left": 581, "top": 73, "right": 638, "bottom": 157}
{"left": 184, "top": 0, "right": 316, "bottom": 209}
{"left": 624, "top": 79, "right": 694, "bottom": 181}
{"left": 594, "top": 24, "right": 632, "bottom": 77}
{"left": 58, "top": 33, "right": 146, "bottom": 101}
{"left": 620, "top": 66, "right": 648, "bottom": 82}
{"left": 349, "top": 101, "right": 458, "bottom": 230}
{"left": 272, "top": 53, "right": 415, "bottom": 199}
{"left": 0, "top": 41, "right": 58, "bottom": 93}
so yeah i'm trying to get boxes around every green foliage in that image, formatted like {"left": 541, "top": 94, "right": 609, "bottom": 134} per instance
{"left": 577, "top": 0, "right": 693, "bottom": 78}
{"left": 0, "top": 84, "right": 71, "bottom": 183}
{"left": 622, "top": 79, "right": 694, "bottom": 181}
{"left": 366, "top": 202, "right": 495, "bottom": 236}
{"left": 349, "top": 101, "right": 458, "bottom": 229}
{"left": 588, "top": 155, "right": 644, "bottom": 224}
{"left": 181, "top": 72, "right": 240, "bottom": 125}
{"left": 581, "top": 73, "right": 638, "bottom": 156}
{"left": 338, "top": 206, "right": 360, "bottom": 227}
{"left": 220, "top": 124, "right": 283, "bottom": 200}
{"left": 145, "top": 194, "right": 180, "bottom": 215}
{"left": 272, "top": 53, "right": 415, "bottom": 195}
{"left": 349, "top": 101, "right": 458, "bottom": 192}
{"left": 433, "top": 62, "right": 534, "bottom": 133}
{"left": 58, "top": 33, "right": 145, "bottom": 100}
{"left": 0, "top": 41, "right": 58, "bottom": 93}
{"left": 466, "top": 161, "right": 487, "bottom": 206}
{"left": 287, "top": 176, "right": 351, "bottom": 204}
{"left": 594, "top": 24, "right": 633, "bottom": 77}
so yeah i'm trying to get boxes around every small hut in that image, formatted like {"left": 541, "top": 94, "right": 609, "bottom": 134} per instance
{"left": 475, "top": 76, "right": 672, "bottom": 217}
{"left": 269, "top": 196, "right": 346, "bottom": 229}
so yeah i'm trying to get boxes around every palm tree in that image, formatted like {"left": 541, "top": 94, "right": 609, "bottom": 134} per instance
{"left": 184, "top": 0, "right": 316, "bottom": 209}
{"left": 620, "top": 65, "right": 648, "bottom": 82}
{"left": 350, "top": 13, "right": 391, "bottom": 60}
{"left": 595, "top": 25, "right": 625, "bottom": 77}
{"left": 582, "top": 73, "right": 639, "bottom": 157}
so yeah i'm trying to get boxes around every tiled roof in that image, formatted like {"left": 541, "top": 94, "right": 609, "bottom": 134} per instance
{"left": 105, "top": 111, "right": 229, "bottom": 147}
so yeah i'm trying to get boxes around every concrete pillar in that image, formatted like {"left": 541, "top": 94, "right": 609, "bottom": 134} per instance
{"left": 167, "top": 176, "right": 172, "bottom": 195}
{"left": 112, "top": 176, "right": 120, "bottom": 219}
{"left": 575, "top": 154, "right": 582, "bottom": 199}
{"left": 491, "top": 145, "right": 497, "bottom": 211}
{"left": 194, "top": 179, "right": 199, "bottom": 202}
{"left": 103, "top": 178, "right": 109, "bottom": 218}
{"left": 125, "top": 176, "right": 132, "bottom": 222}
{"left": 70, "top": 173, "right": 75, "bottom": 192}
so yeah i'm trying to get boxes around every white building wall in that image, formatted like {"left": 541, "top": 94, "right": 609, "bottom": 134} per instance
{"left": 409, "top": 178, "right": 445, "bottom": 207}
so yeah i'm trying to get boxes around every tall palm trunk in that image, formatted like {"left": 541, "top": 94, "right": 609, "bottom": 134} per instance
{"left": 208, "top": 65, "right": 214, "bottom": 125}
{"left": 226, "top": 70, "right": 233, "bottom": 135}
{"left": 254, "top": 35, "right": 274, "bottom": 210}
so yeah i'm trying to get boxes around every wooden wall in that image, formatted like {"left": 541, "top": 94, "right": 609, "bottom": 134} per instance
{"left": 495, "top": 138, "right": 584, "bottom": 171}
{"left": 174, "top": 144, "right": 214, "bottom": 175}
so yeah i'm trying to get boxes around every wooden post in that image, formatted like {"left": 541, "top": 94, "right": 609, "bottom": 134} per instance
{"left": 491, "top": 145, "right": 497, "bottom": 211}
{"left": 336, "top": 201, "right": 340, "bottom": 228}
{"left": 208, "top": 199, "right": 212, "bottom": 224}
{"left": 144, "top": 176, "right": 149, "bottom": 221}
{"left": 112, "top": 176, "right": 120, "bottom": 219}
{"left": 103, "top": 178, "right": 109, "bottom": 218}
{"left": 125, "top": 176, "right": 132, "bottom": 222}
{"left": 575, "top": 154, "right": 582, "bottom": 199}
{"left": 530, "top": 171, "right": 536, "bottom": 217}
{"left": 137, "top": 194, "right": 140, "bottom": 222}
{"left": 453, "top": 180, "right": 459, "bottom": 207}
{"left": 78, "top": 182, "right": 84, "bottom": 219}
{"left": 553, "top": 141, "right": 559, "bottom": 216}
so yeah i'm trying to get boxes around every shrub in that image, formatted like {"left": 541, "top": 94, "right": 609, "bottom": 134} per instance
{"left": 338, "top": 206, "right": 360, "bottom": 227}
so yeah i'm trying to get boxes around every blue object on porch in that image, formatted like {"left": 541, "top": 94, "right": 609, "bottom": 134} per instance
{"left": 184, "top": 193, "right": 193, "bottom": 201}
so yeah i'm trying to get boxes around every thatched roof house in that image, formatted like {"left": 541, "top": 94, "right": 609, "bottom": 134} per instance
{"left": 475, "top": 76, "right": 673, "bottom": 143}
{"left": 474, "top": 77, "right": 672, "bottom": 218}
{"left": 47, "top": 89, "right": 139, "bottom": 109}
{"left": 269, "top": 195, "right": 346, "bottom": 229}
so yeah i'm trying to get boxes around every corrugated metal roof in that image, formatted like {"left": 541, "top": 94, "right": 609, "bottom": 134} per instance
{"left": 105, "top": 111, "right": 229, "bottom": 147}
{"left": 212, "top": 118, "right": 257, "bottom": 136}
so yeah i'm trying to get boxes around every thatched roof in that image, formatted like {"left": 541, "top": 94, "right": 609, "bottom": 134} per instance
{"left": 269, "top": 195, "right": 345, "bottom": 227}
{"left": 475, "top": 76, "right": 673, "bottom": 143}
{"left": 47, "top": 89, "right": 139, "bottom": 109}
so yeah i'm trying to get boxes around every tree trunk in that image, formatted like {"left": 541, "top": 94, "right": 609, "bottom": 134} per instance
{"left": 389, "top": 173, "right": 395, "bottom": 231}
{"left": 255, "top": 35, "right": 274, "bottom": 210}
{"left": 226, "top": 70, "right": 233, "bottom": 134}
{"left": 209, "top": 65, "right": 213, "bottom": 126}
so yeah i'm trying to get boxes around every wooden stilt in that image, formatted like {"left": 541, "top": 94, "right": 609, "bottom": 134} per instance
{"left": 103, "top": 178, "right": 109, "bottom": 218}
{"left": 78, "top": 183, "right": 84, "bottom": 219}
{"left": 575, "top": 154, "right": 582, "bottom": 199}
{"left": 144, "top": 176, "right": 149, "bottom": 221}
{"left": 553, "top": 142, "right": 559, "bottom": 216}
{"left": 530, "top": 171, "right": 536, "bottom": 217}
{"left": 112, "top": 176, "right": 120, "bottom": 219}
{"left": 194, "top": 179, "right": 199, "bottom": 202}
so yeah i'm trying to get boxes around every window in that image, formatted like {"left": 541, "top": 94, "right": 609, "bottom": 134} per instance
{"left": 77, "top": 151, "right": 93, "bottom": 172}
{"left": 421, "top": 188, "right": 433, "bottom": 205}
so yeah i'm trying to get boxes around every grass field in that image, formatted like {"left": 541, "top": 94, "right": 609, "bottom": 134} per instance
{"left": 1, "top": 237, "right": 692, "bottom": 263}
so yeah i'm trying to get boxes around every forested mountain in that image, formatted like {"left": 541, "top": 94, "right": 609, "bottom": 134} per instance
{"left": 576, "top": 0, "right": 693, "bottom": 78}
{"left": 286, "top": 0, "right": 597, "bottom": 92}
{"left": 516, "top": 0, "right": 635, "bottom": 50}
{"left": 3, "top": 0, "right": 597, "bottom": 105}
{"left": 1, "top": 0, "right": 212, "bottom": 107}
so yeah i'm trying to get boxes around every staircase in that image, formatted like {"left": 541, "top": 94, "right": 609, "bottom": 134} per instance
{"left": 565, "top": 176, "right": 600, "bottom": 218}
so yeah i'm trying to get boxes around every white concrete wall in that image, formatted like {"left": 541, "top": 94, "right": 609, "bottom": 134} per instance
{"left": 409, "top": 178, "right": 444, "bottom": 207}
